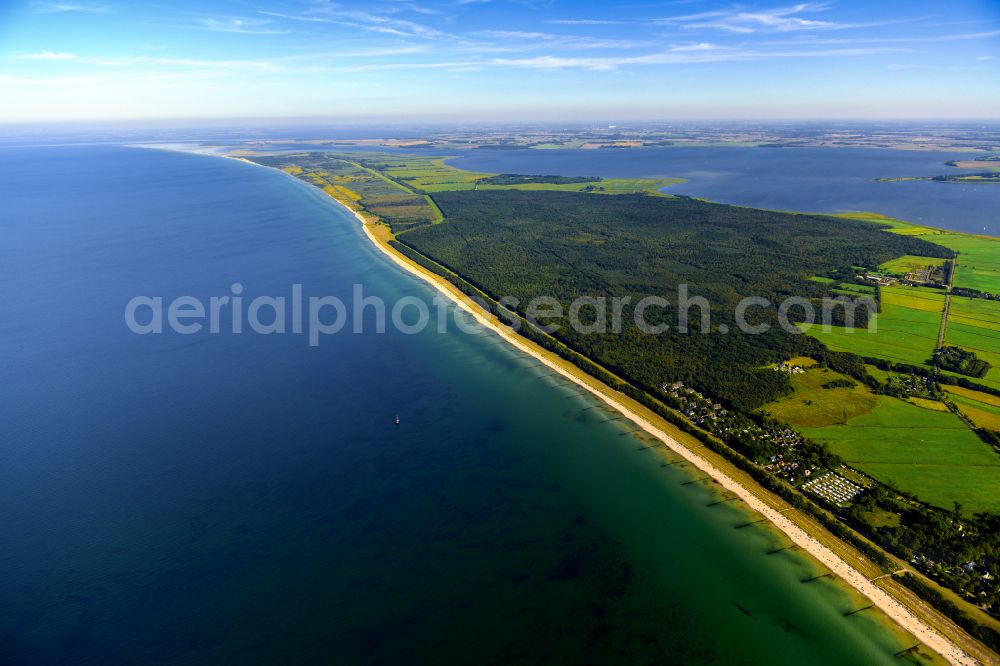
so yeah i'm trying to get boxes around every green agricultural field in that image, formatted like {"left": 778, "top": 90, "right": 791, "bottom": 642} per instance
{"left": 879, "top": 254, "right": 946, "bottom": 276}
{"left": 929, "top": 233, "right": 1000, "bottom": 294}
{"left": 865, "top": 364, "right": 891, "bottom": 383}
{"left": 807, "top": 285, "right": 944, "bottom": 367}
{"left": 858, "top": 464, "right": 1000, "bottom": 514}
{"left": 945, "top": 295, "right": 1000, "bottom": 390}
{"left": 831, "top": 212, "right": 999, "bottom": 294}
{"left": 253, "top": 154, "right": 442, "bottom": 231}
{"left": 884, "top": 285, "right": 947, "bottom": 312}
{"left": 255, "top": 151, "right": 689, "bottom": 234}
{"left": 477, "top": 176, "right": 680, "bottom": 194}
{"left": 946, "top": 389, "right": 1000, "bottom": 431}
{"left": 341, "top": 153, "right": 682, "bottom": 196}
{"left": 949, "top": 295, "right": 1000, "bottom": 331}
{"left": 828, "top": 212, "right": 945, "bottom": 236}
{"left": 944, "top": 384, "right": 1000, "bottom": 408}
{"left": 908, "top": 397, "right": 949, "bottom": 411}
{"left": 762, "top": 366, "right": 877, "bottom": 428}
{"left": 353, "top": 155, "right": 491, "bottom": 192}
{"left": 827, "top": 213, "right": 1000, "bottom": 386}
{"left": 834, "top": 283, "right": 875, "bottom": 295}
{"left": 801, "top": 395, "right": 1000, "bottom": 512}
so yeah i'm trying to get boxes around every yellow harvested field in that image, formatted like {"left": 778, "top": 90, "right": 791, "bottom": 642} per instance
{"left": 954, "top": 402, "right": 1000, "bottom": 431}
{"left": 907, "top": 397, "right": 950, "bottom": 412}
{"left": 944, "top": 385, "right": 1000, "bottom": 408}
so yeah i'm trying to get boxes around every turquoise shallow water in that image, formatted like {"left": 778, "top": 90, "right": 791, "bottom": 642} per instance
{"left": 0, "top": 145, "right": 920, "bottom": 663}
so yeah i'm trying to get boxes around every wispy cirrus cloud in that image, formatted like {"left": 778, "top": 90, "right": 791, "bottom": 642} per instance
{"left": 491, "top": 44, "right": 907, "bottom": 70}
{"left": 757, "top": 29, "right": 1000, "bottom": 47}
{"left": 334, "top": 60, "right": 480, "bottom": 72}
{"left": 476, "top": 30, "right": 653, "bottom": 50}
{"left": 655, "top": 3, "right": 858, "bottom": 34}
{"left": 552, "top": 4, "right": 923, "bottom": 35}
{"left": 16, "top": 50, "right": 79, "bottom": 60}
{"left": 0, "top": 74, "right": 107, "bottom": 85}
{"left": 190, "top": 17, "right": 291, "bottom": 35}
{"left": 9, "top": 47, "right": 433, "bottom": 77}
{"left": 32, "top": 2, "right": 110, "bottom": 13}
{"left": 260, "top": 9, "right": 447, "bottom": 39}
{"left": 546, "top": 19, "right": 629, "bottom": 26}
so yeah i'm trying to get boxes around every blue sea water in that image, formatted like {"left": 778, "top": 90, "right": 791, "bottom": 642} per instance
{"left": 1, "top": 145, "right": 924, "bottom": 663}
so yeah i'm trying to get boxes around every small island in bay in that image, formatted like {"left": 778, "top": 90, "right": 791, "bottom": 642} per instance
{"left": 877, "top": 154, "right": 1000, "bottom": 183}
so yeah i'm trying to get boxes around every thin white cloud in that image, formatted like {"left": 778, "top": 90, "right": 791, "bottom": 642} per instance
{"left": 758, "top": 29, "right": 1000, "bottom": 46}
{"left": 653, "top": 2, "right": 888, "bottom": 34}
{"left": 978, "top": 55, "right": 997, "bottom": 61}
{"left": 669, "top": 42, "right": 727, "bottom": 52}
{"left": 655, "top": 9, "right": 733, "bottom": 23}
{"left": 477, "top": 30, "right": 652, "bottom": 50}
{"left": 261, "top": 9, "right": 447, "bottom": 40}
{"left": 334, "top": 60, "right": 480, "bottom": 72}
{"left": 258, "top": 11, "right": 334, "bottom": 24}
{"left": 89, "top": 55, "right": 289, "bottom": 72}
{"left": 32, "top": 2, "right": 110, "bottom": 13}
{"left": 0, "top": 74, "right": 107, "bottom": 85}
{"left": 190, "top": 17, "right": 291, "bottom": 35}
{"left": 405, "top": 5, "right": 443, "bottom": 16}
{"left": 16, "top": 50, "right": 79, "bottom": 60}
{"left": 547, "top": 20, "right": 628, "bottom": 26}
{"left": 491, "top": 45, "right": 906, "bottom": 69}
{"left": 17, "top": 48, "right": 432, "bottom": 77}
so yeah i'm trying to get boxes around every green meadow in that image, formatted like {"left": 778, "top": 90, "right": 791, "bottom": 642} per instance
{"left": 828, "top": 211, "right": 941, "bottom": 236}
{"left": 762, "top": 366, "right": 877, "bottom": 428}
{"left": 808, "top": 275, "right": 875, "bottom": 298}
{"left": 344, "top": 154, "right": 682, "bottom": 195}
{"left": 929, "top": 233, "right": 1000, "bottom": 294}
{"left": 945, "top": 385, "right": 1000, "bottom": 431}
{"left": 807, "top": 285, "right": 945, "bottom": 367}
{"left": 801, "top": 395, "right": 1000, "bottom": 513}
{"left": 878, "top": 254, "right": 946, "bottom": 276}
{"left": 834, "top": 282, "right": 875, "bottom": 295}
{"left": 830, "top": 212, "right": 1000, "bottom": 293}
{"left": 477, "top": 176, "right": 680, "bottom": 194}
{"left": 855, "top": 214, "right": 999, "bottom": 292}
{"left": 817, "top": 213, "right": 999, "bottom": 391}
{"left": 352, "top": 155, "right": 490, "bottom": 192}
{"left": 945, "top": 296, "right": 1000, "bottom": 390}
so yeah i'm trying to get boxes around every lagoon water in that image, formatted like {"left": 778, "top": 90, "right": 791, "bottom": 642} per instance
{"left": 1, "top": 145, "right": 923, "bottom": 663}
{"left": 452, "top": 146, "right": 999, "bottom": 236}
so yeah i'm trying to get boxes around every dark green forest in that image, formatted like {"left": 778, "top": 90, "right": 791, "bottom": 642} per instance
{"left": 399, "top": 190, "right": 952, "bottom": 409}
{"left": 934, "top": 346, "right": 992, "bottom": 378}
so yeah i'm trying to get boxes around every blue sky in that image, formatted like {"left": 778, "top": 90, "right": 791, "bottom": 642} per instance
{"left": 1, "top": 0, "right": 998, "bottom": 122}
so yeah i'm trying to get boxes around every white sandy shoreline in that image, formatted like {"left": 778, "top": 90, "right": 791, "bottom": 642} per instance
{"left": 224, "top": 151, "right": 977, "bottom": 665}
{"left": 359, "top": 215, "right": 975, "bottom": 666}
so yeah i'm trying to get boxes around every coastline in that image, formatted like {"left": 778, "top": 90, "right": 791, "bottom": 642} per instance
{"left": 234, "top": 153, "right": 982, "bottom": 665}
{"left": 345, "top": 193, "right": 979, "bottom": 666}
